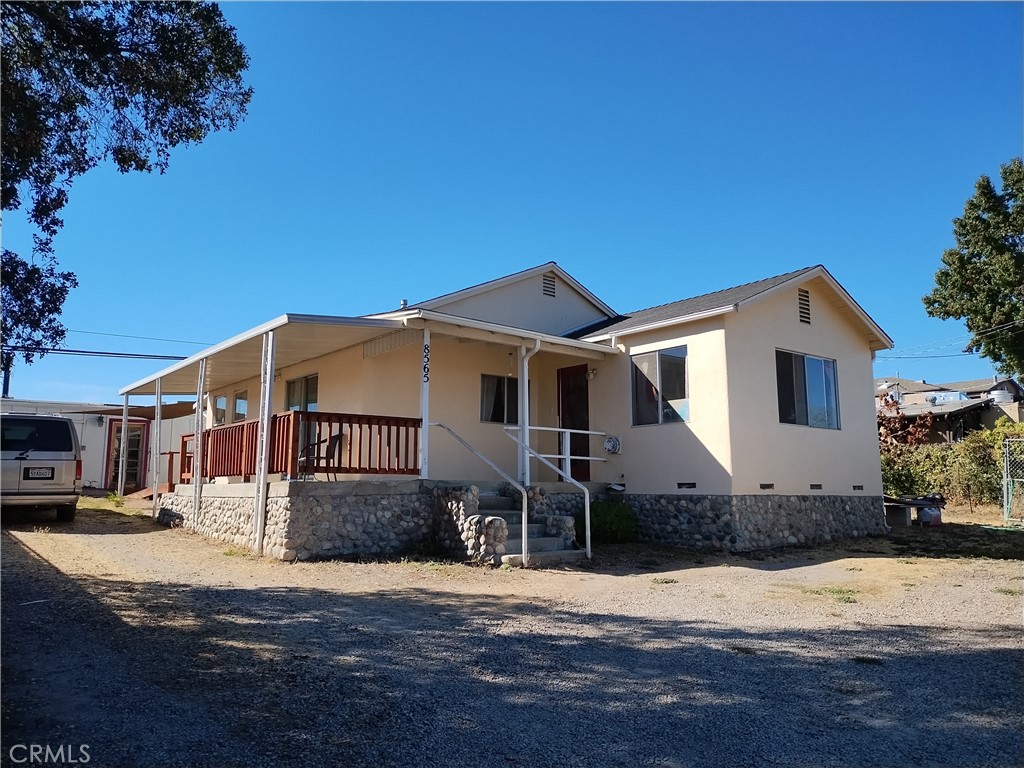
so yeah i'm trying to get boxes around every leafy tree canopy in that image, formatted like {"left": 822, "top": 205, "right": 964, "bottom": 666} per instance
{"left": 923, "top": 158, "right": 1024, "bottom": 378}
{"left": 1, "top": 1, "right": 252, "bottom": 382}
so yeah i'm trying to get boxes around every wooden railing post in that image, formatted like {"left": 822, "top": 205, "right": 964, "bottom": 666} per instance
{"left": 287, "top": 410, "right": 300, "bottom": 479}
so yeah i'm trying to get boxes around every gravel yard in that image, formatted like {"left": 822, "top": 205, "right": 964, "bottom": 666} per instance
{"left": 2, "top": 500, "right": 1022, "bottom": 768}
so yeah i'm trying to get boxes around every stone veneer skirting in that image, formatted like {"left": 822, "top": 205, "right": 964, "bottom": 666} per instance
{"left": 158, "top": 480, "right": 434, "bottom": 562}
{"left": 158, "top": 481, "right": 886, "bottom": 561}
{"left": 629, "top": 494, "right": 888, "bottom": 551}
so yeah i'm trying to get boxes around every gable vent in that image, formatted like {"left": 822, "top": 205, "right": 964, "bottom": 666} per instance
{"left": 542, "top": 273, "right": 556, "bottom": 298}
{"left": 798, "top": 288, "right": 811, "bottom": 324}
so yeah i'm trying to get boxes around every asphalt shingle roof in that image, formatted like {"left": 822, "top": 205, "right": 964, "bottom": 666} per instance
{"left": 936, "top": 378, "right": 1006, "bottom": 394}
{"left": 874, "top": 377, "right": 948, "bottom": 395}
{"left": 576, "top": 266, "right": 819, "bottom": 339}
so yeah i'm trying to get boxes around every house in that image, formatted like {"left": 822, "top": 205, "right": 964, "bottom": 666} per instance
{"left": 875, "top": 375, "right": 1023, "bottom": 443}
{"left": 0, "top": 398, "right": 195, "bottom": 492}
{"left": 120, "top": 263, "right": 893, "bottom": 563}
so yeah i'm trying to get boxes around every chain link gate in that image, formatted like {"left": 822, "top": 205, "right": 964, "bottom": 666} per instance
{"left": 1004, "top": 438, "right": 1024, "bottom": 522}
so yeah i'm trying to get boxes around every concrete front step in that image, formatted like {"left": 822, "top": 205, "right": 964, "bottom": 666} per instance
{"left": 501, "top": 549, "right": 587, "bottom": 568}
{"left": 478, "top": 493, "right": 516, "bottom": 511}
{"left": 506, "top": 523, "right": 546, "bottom": 537}
{"left": 502, "top": 536, "right": 567, "bottom": 555}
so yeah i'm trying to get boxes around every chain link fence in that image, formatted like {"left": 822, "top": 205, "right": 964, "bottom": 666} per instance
{"left": 1004, "top": 438, "right": 1024, "bottom": 521}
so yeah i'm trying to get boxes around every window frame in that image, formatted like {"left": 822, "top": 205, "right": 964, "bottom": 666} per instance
{"left": 480, "top": 374, "right": 520, "bottom": 425}
{"left": 630, "top": 344, "right": 689, "bottom": 426}
{"left": 775, "top": 349, "right": 841, "bottom": 430}
{"left": 232, "top": 389, "right": 248, "bottom": 423}
{"left": 213, "top": 394, "right": 227, "bottom": 426}
{"left": 286, "top": 374, "right": 319, "bottom": 412}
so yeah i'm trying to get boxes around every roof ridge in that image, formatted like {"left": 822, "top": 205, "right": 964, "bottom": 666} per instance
{"left": 621, "top": 265, "right": 819, "bottom": 316}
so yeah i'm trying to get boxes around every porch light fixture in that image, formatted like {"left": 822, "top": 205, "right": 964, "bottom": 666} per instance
{"left": 587, "top": 368, "right": 598, "bottom": 380}
{"left": 507, "top": 351, "right": 514, "bottom": 377}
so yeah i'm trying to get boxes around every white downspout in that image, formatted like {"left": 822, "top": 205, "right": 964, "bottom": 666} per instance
{"left": 253, "top": 330, "right": 276, "bottom": 556}
{"left": 118, "top": 395, "right": 129, "bottom": 498}
{"left": 192, "top": 358, "right": 206, "bottom": 517}
{"left": 419, "top": 326, "right": 430, "bottom": 479}
{"left": 151, "top": 379, "right": 162, "bottom": 518}
{"left": 518, "top": 339, "right": 541, "bottom": 486}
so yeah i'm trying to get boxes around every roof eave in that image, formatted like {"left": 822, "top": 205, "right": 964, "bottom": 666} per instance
{"left": 581, "top": 305, "right": 737, "bottom": 342}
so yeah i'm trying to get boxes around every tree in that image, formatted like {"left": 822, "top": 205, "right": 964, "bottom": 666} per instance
{"left": 923, "top": 158, "right": 1024, "bottom": 378}
{"left": 1, "top": 1, "right": 252, "bottom": 393}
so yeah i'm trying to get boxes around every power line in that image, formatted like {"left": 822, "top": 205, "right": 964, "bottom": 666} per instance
{"left": 2, "top": 346, "right": 185, "bottom": 360}
{"left": 878, "top": 319, "right": 1024, "bottom": 359}
{"left": 68, "top": 329, "right": 211, "bottom": 345}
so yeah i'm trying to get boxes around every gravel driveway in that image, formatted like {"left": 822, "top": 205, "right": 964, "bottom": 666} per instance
{"left": 2, "top": 504, "right": 1021, "bottom": 768}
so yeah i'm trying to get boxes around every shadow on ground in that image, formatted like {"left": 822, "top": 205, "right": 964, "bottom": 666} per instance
{"left": 2, "top": 529, "right": 1021, "bottom": 768}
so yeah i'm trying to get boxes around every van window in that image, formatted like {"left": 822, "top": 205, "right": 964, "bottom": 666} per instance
{"left": 1, "top": 418, "right": 74, "bottom": 452}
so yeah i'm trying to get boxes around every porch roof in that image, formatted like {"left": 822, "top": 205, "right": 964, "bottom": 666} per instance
{"left": 119, "top": 312, "right": 616, "bottom": 397}
{"left": 120, "top": 315, "right": 408, "bottom": 396}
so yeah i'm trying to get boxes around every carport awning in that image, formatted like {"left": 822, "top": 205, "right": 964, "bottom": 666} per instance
{"left": 119, "top": 315, "right": 408, "bottom": 396}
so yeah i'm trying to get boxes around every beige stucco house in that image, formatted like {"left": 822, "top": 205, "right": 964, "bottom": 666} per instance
{"left": 121, "top": 262, "right": 893, "bottom": 563}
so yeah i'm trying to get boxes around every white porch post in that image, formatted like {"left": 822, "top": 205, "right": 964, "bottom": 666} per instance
{"left": 518, "top": 340, "right": 541, "bottom": 485}
{"left": 151, "top": 378, "right": 162, "bottom": 518}
{"left": 192, "top": 358, "right": 207, "bottom": 515}
{"left": 419, "top": 327, "right": 430, "bottom": 479}
{"left": 253, "top": 330, "right": 276, "bottom": 556}
{"left": 117, "top": 395, "right": 129, "bottom": 497}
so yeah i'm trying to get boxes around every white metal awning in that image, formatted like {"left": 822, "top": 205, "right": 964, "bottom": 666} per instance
{"left": 119, "top": 311, "right": 617, "bottom": 396}
{"left": 119, "top": 315, "right": 408, "bottom": 396}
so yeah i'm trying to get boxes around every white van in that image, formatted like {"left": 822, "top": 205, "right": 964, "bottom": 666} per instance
{"left": 1, "top": 414, "right": 82, "bottom": 521}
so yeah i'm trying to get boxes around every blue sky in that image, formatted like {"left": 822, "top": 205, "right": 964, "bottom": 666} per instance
{"left": 4, "top": 1, "right": 1022, "bottom": 403}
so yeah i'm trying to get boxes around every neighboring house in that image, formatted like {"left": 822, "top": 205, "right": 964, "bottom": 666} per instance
{"left": 121, "top": 263, "right": 893, "bottom": 562}
{"left": 0, "top": 398, "right": 194, "bottom": 492}
{"left": 875, "top": 375, "right": 1023, "bottom": 443}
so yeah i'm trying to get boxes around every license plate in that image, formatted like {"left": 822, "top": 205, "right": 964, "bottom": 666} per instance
{"left": 25, "top": 467, "right": 54, "bottom": 480}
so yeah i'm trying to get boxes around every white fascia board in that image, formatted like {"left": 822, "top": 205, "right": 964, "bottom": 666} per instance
{"left": 581, "top": 305, "right": 737, "bottom": 342}
{"left": 414, "top": 309, "right": 617, "bottom": 355}
{"left": 118, "top": 314, "right": 405, "bottom": 395}
{"left": 410, "top": 263, "right": 617, "bottom": 318}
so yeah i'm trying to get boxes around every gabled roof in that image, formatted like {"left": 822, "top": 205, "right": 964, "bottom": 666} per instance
{"left": 889, "top": 399, "right": 990, "bottom": 419}
{"left": 875, "top": 377, "right": 948, "bottom": 395}
{"left": 937, "top": 377, "right": 1020, "bottom": 395}
{"left": 386, "top": 261, "right": 617, "bottom": 319}
{"left": 580, "top": 265, "right": 894, "bottom": 351}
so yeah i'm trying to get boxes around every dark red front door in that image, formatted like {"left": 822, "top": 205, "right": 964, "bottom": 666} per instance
{"left": 558, "top": 364, "right": 590, "bottom": 482}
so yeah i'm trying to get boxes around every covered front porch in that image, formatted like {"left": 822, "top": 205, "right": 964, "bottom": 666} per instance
{"left": 119, "top": 311, "right": 617, "bottom": 560}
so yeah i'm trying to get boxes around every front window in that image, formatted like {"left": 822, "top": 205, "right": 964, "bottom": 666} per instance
{"left": 631, "top": 345, "right": 688, "bottom": 426}
{"left": 213, "top": 395, "right": 227, "bottom": 426}
{"left": 286, "top": 375, "right": 318, "bottom": 412}
{"left": 776, "top": 350, "right": 840, "bottom": 429}
{"left": 232, "top": 390, "right": 248, "bottom": 422}
{"left": 481, "top": 374, "right": 519, "bottom": 425}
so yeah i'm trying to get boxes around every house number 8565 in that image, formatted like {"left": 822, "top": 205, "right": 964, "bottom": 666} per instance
{"left": 422, "top": 344, "right": 430, "bottom": 383}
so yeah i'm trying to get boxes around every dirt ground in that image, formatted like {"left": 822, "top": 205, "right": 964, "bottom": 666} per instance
{"left": 1, "top": 498, "right": 1021, "bottom": 768}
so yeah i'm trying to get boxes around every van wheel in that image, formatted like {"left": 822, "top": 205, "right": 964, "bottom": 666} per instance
{"left": 56, "top": 505, "right": 76, "bottom": 522}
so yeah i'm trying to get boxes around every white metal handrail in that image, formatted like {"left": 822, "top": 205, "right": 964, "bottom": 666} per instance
{"left": 430, "top": 422, "right": 530, "bottom": 567}
{"left": 503, "top": 427, "right": 593, "bottom": 560}
{"left": 522, "top": 425, "right": 608, "bottom": 467}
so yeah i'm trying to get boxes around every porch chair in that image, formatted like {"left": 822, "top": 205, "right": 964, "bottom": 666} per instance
{"left": 297, "top": 431, "right": 344, "bottom": 481}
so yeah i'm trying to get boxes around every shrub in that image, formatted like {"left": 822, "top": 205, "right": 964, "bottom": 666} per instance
{"left": 880, "top": 418, "right": 1024, "bottom": 504}
{"left": 574, "top": 500, "right": 639, "bottom": 545}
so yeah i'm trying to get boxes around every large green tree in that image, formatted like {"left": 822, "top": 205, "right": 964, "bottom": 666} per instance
{"left": 923, "top": 158, "right": 1024, "bottom": 378}
{"left": 1, "top": 1, "right": 252, "bottom": 393}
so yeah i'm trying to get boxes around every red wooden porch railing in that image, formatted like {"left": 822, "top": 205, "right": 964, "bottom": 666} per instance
{"left": 179, "top": 410, "right": 421, "bottom": 483}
